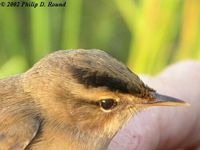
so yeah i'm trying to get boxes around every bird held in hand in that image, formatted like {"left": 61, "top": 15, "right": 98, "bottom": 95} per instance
{"left": 0, "top": 49, "right": 187, "bottom": 150}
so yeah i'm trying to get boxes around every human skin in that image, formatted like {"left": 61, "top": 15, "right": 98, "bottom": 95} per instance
{"left": 108, "top": 61, "right": 200, "bottom": 150}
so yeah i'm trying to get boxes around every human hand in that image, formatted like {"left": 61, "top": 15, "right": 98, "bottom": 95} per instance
{"left": 109, "top": 61, "right": 200, "bottom": 150}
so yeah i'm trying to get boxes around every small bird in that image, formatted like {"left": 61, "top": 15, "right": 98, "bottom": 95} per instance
{"left": 0, "top": 49, "right": 187, "bottom": 150}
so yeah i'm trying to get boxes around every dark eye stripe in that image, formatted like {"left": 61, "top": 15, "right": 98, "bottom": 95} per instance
{"left": 74, "top": 99, "right": 117, "bottom": 111}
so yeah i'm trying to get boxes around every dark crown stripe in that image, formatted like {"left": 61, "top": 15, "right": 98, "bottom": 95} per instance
{"left": 70, "top": 67, "right": 141, "bottom": 94}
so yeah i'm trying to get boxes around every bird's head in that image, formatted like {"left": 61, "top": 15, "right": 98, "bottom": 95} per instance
{"left": 22, "top": 49, "right": 187, "bottom": 145}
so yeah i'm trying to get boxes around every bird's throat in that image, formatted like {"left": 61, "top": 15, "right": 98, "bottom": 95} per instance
{"left": 29, "top": 121, "right": 111, "bottom": 150}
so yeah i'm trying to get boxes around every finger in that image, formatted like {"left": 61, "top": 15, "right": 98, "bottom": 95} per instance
{"left": 108, "top": 108, "right": 161, "bottom": 150}
{"left": 152, "top": 61, "right": 200, "bottom": 149}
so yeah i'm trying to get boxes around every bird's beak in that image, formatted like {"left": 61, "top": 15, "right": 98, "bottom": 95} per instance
{"left": 143, "top": 93, "right": 189, "bottom": 107}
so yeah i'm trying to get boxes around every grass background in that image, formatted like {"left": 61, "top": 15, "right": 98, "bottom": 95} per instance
{"left": 0, "top": 0, "right": 200, "bottom": 78}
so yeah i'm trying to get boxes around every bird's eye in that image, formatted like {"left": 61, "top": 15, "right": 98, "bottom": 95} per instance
{"left": 98, "top": 99, "right": 117, "bottom": 111}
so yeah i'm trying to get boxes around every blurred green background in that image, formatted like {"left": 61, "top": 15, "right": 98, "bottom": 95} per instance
{"left": 0, "top": 0, "right": 200, "bottom": 78}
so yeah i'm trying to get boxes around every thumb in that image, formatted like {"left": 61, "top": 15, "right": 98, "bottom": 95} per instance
{"left": 108, "top": 61, "right": 200, "bottom": 150}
